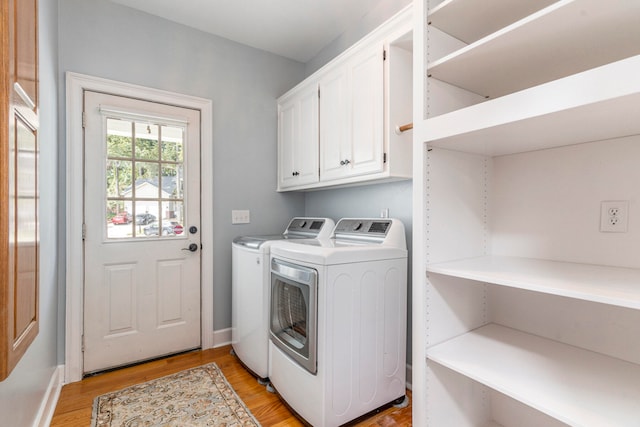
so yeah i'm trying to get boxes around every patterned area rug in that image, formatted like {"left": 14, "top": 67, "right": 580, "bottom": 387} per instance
{"left": 91, "top": 362, "right": 261, "bottom": 426}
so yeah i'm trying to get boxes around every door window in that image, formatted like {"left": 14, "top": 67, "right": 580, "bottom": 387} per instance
{"left": 105, "top": 117, "right": 186, "bottom": 239}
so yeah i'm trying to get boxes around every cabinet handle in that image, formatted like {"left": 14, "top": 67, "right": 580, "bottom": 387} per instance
{"left": 292, "top": 171, "right": 300, "bottom": 176}
{"left": 340, "top": 159, "right": 351, "bottom": 166}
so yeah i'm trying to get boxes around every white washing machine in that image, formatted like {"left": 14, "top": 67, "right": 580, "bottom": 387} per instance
{"left": 268, "top": 218, "right": 408, "bottom": 427}
{"left": 231, "top": 217, "right": 334, "bottom": 381}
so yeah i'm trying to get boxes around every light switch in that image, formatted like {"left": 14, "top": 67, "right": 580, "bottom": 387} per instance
{"left": 232, "top": 210, "right": 250, "bottom": 224}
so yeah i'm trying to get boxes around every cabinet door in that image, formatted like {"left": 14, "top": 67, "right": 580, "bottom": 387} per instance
{"left": 277, "top": 83, "right": 319, "bottom": 190}
{"left": 320, "top": 44, "right": 384, "bottom": 182}
{"left": 348, "top": 44, "right": 384, "bottom": 177}
{"left": 318, "top": 65, "right": 349, "bottom": 181}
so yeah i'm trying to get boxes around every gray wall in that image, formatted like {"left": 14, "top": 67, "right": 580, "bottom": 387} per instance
{"left": 0, "top": 0, "right": 60, "bottom": 424}
{"left": 58, "top": 0, "right": 306, "bottom": 331}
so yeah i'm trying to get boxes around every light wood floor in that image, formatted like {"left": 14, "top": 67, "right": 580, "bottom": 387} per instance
{"left": 50, "top": 345, "right": 412, "bottom": 426}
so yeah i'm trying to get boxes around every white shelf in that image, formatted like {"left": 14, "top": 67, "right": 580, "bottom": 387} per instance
{"left": 422, "top": 54, "right": 640, "bottom": 156}
{"left": 427, "top": 256, "right": 640, "bottom": 310}
{"left": 428, "top": 324, "right": 640, "bottom": 426}
{"left": 428, "top": 0, "right": 640, "bottom": 98}
{"left": 429, "top": 0, "right": 556, "bottom": 44}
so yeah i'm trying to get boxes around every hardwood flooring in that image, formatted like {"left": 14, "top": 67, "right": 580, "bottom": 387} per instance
{"left": 50, "top": 345, "right": 412, "bottom": 426}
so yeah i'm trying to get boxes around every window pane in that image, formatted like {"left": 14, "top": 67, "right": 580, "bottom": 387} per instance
{"left": 161, "top": 164, "right": 183, "bottom": 199}
{"left": 161, "top": 125, "right": 184, "bottom": 162}
{"left": 134, "top": 162, "right": 160, "bottom": 198}
{"left": 106, "top": 119, "right": 133, "bottom": 158}
{"left": 106, "top": 160, "right": 133, "bottom": 198}
{"left": 133, "top": 201, "right": 158, "bottom": 238}
{"left": 107, "top": 201, "right": 133, "bottom": 239}
{"left": 162, "top": 201, "right": 184, "bottom": 237}
{"left": 135, "top": 123, "right": 159, "bottom": 160}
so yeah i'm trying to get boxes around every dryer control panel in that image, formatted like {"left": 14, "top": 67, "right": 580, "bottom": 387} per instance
{"left": 333, "top": 219, "right": 392, "bottom": 242}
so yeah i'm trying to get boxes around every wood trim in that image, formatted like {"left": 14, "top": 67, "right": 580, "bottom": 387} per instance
{"left": 0, "top": 0, "right": 10, "bottom": 382}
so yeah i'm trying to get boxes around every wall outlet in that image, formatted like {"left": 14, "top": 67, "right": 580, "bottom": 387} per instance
{"left": 232, "top": 210, "right": 250, "bottom": 224}
{"left": 600, "top": 201, "right": 628, "bottom": 233}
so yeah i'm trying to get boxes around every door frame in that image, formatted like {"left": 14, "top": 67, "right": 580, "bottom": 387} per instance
{"left": 65, "top": 72, "right": 214, "bottom": 383}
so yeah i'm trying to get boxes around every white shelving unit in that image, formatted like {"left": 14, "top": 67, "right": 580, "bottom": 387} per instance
{"left": 428, "top": 0, "right": 640, "bottom": 99}
{"left": 428, "top": 0, "right": 557, "bottom": 43}
{"left": 428, "top": 324, "right": 640, "bottom": 427}
{"left": 427, "top": 256, "right": 640, "bottom": 310}
{"left": 411, "top": 0, "right": 640, "bottom": 426}
{"left": 424, "top": 54, "right": 640, "bottom": 156}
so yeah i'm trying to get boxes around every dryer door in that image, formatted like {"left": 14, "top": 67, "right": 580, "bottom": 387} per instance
{"left": 270, "top": 258, "right": 318, "bottom": 374}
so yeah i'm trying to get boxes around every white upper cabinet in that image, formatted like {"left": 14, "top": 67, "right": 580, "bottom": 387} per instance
{"left": 277, "top": 4, "right": 412, "bottom": 192}
{"left": 277, "top": 81, "right": 319, "bottom": 190}
{"left": 319, "top": 43, "right": 384, "bottom": 182}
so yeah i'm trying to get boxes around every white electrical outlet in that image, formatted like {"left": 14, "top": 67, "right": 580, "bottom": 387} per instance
{"left": 232, "top": 210, "right": 250, "bottom": 224}
{"left": 600, "top": 201, "right": 628, "bottom": 232}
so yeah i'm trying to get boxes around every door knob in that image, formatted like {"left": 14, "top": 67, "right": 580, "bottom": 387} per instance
{"left": 182, "top": 243, "right": 199, "bottom": 252}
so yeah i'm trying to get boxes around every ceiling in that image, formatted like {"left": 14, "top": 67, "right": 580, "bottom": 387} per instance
{"left": 109, "top": 0, "right": 387, "bottom": 63}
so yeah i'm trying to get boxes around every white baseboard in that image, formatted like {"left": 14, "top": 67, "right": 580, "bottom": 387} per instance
{"left": 34, "top": 365, "right": 64, "bottom": 427}
{"left": 212, "top": 327, "right": 232, "bottom": 348}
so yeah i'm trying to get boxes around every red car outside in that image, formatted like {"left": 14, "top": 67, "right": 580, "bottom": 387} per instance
{"left": 111, "top": 212, "right": 131, "bottom": 224}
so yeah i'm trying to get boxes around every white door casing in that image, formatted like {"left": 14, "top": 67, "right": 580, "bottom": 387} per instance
{"left": 83, "top": 91, "right": 201, "bottom": 373}
{"left": 65, "top": 72, "right": 214, "bottom": 383}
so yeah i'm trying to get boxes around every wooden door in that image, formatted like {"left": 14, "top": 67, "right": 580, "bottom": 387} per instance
{"left": 0, "top": 0, "right": 40, "bottom": 381}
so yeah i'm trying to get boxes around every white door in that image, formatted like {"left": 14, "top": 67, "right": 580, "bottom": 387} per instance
{"left": 83, "top": 91, "right": 201, "bottom": 374}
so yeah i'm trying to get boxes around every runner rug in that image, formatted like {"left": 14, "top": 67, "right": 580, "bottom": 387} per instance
{"left": 91, "top": 362, "right": 261, "bottom": 426}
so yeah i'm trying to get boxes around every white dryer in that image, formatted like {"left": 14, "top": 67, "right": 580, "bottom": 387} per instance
{"left": 268, "top": 218, "right": 408, "bottom": 427}
{"left": 231, "top": 217, "right": 334, "bottom": 381}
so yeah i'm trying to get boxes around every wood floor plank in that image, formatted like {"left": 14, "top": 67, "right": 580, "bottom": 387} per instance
{"left": 50, "top": 345, "right": 412, "bottom": 426}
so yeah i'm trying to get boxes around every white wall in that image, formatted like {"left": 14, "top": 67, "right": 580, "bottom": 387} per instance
{"left": 57, "top": 0, "right": 307, "bottom": 332}
{"left": 0, "top": 0, "right": 60, "bottom": 424}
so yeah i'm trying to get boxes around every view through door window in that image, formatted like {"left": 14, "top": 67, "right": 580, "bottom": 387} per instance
{"left": 105, "top": 118, "right": 185, "bottom": 239}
